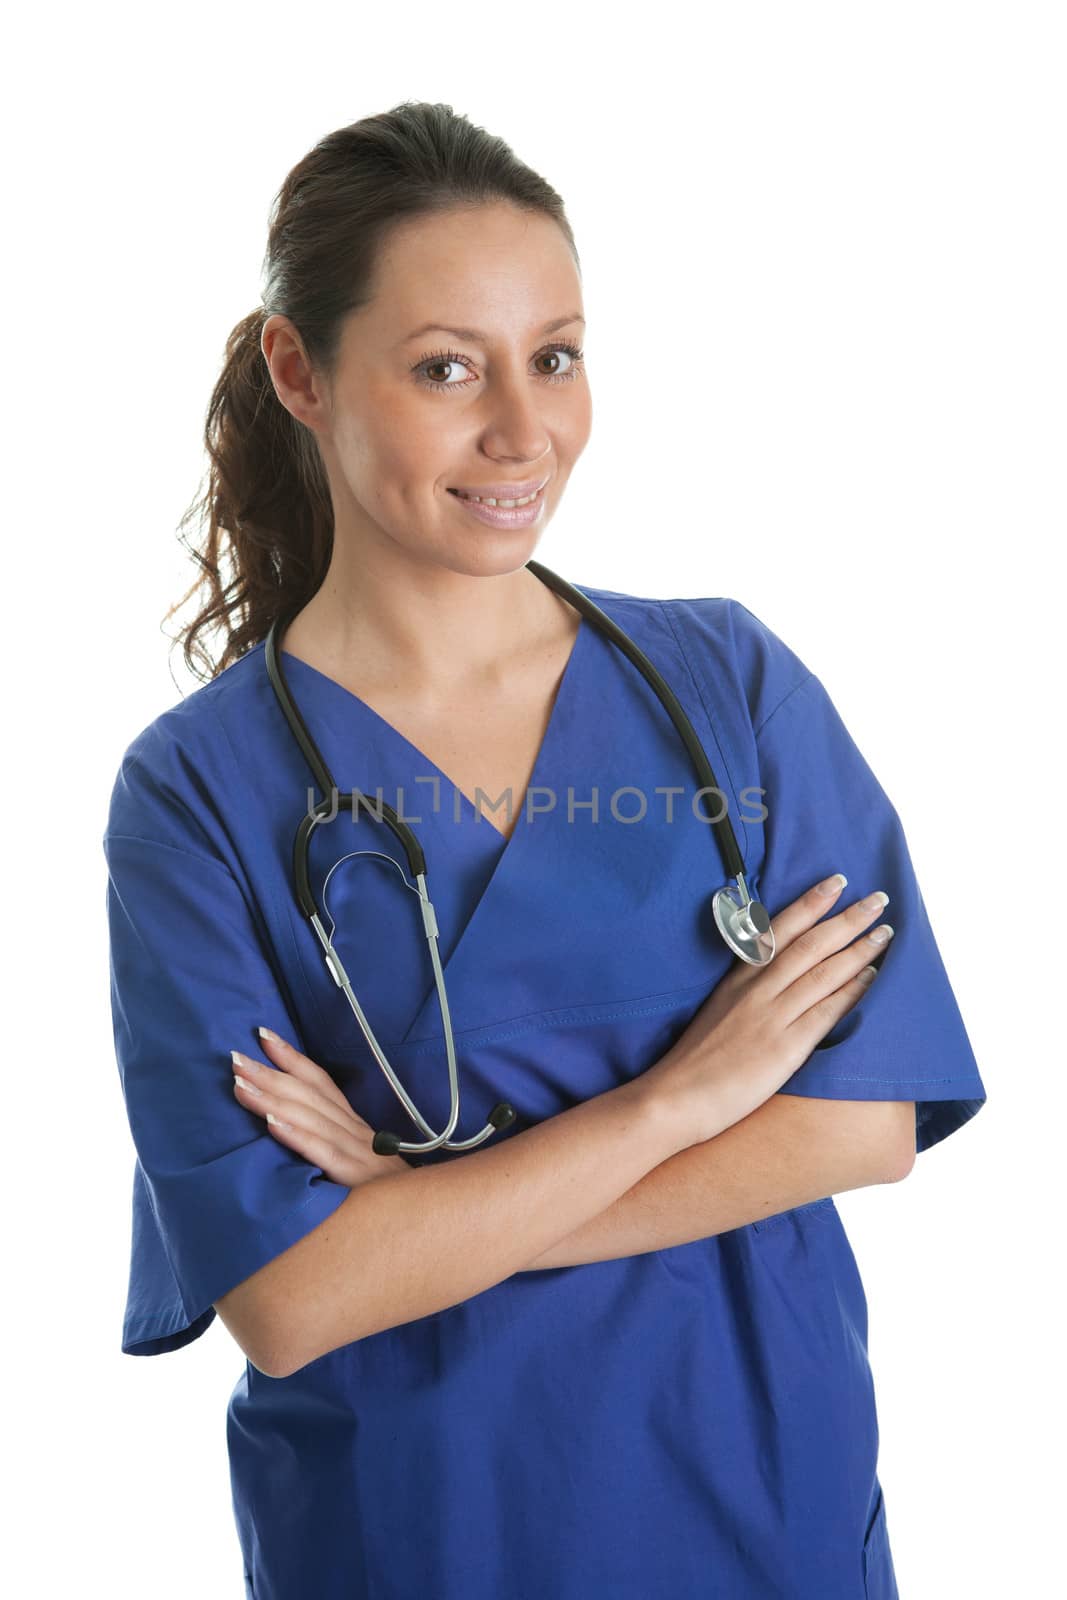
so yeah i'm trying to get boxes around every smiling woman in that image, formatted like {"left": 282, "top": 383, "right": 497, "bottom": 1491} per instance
{"left": 242, "top": 194, "right": 593, "bottom": 713}
{"left": 103, "top": 99, "right": 984, "bottom": 1600}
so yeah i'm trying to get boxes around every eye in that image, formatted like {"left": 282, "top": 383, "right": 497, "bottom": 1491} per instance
{"left": 412, "top": 341, "right": 586, "bottom": 393}
{"left": 415, "top": 349, "right": 469, "bottom": 388}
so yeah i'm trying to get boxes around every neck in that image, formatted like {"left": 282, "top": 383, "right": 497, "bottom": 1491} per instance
{"left": 280, "top": 539, "right": 569, "bottom": 696}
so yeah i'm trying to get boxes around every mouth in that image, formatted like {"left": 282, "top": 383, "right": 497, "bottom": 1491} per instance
{"left": 446, "top": 478, "right": 550, "bottom": 528}
{"left": 446, "top": 475, "right": 550, "bottom": 508}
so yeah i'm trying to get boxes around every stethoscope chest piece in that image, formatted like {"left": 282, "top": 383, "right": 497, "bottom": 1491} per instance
{"left": 713, "top": 881, "right": 776, "bottom": 966}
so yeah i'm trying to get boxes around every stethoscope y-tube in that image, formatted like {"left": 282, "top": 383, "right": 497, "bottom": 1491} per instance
{"left": 263, "top": 561, "right": 774, "bottom": 1156}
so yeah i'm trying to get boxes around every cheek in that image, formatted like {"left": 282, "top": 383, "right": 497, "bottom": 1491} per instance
{"left": 342, "top": 423, "right": 448, "bottom": 514}
{"left": 379, "top": 405, "right": 461, "bottom": 484}
{"left": 341, "top": 378, "right": 449, "bottom": 468}
{"left": 558, "top": 388, "right": 593, "bottom": 457}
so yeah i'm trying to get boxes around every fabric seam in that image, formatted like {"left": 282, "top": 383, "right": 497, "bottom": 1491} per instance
{"left": 104, "top": 830, "right": 239, "bottom": 879}
{"left": 781, "top": 1072, "right": 984, "bottom": 1089}
{"left": 399, "top": 980, "right": 715, "bottom": 1055}
{"left": 753, "top": 668, "right": 816, "bottom": 743}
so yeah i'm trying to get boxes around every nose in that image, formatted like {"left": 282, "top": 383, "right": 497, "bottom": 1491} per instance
{"left": 477, "top": 368, "right": 554, "bottom": 462}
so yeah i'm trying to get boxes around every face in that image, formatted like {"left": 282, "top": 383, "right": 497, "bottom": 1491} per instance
{"left": 263, "top": 202, "right": 592, "bottom": 580}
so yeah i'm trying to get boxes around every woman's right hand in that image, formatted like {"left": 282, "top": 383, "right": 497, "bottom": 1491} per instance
{"left": 642, "top": 875, "right": 894, "bottom": 1144}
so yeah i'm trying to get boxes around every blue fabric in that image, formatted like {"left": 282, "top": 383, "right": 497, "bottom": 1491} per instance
{"left": 104, "top": 583, "right": 983, "bottom": 1597}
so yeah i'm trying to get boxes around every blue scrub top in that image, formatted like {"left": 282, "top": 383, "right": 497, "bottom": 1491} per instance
{"left": 103, "top": 583, "right": 986, "bottom": 1600}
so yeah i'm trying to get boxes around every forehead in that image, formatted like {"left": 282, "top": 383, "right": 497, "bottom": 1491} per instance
{"left": 362, "top": 203, "right": 581, "bottom": 340}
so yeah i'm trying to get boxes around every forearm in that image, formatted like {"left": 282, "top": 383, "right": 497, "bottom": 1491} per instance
{"left": 274, "top": 1077, "right": 690, "bottom": 1374}
{"left": 521, "top": 1093, "right": 905, "bottom": 1270}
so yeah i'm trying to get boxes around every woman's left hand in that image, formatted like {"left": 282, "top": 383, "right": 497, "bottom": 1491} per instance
{"left": 232, "top": 1030, "right": 411, "bottom": 1185}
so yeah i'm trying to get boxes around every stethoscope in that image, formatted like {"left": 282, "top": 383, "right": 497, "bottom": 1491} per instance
{"left": 264, "top": 559, "right": 775, "bottom": 1158}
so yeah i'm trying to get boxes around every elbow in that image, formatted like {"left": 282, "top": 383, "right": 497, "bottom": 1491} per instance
{"left": 254, "top": 1327, "right": 320, "bottom": 1381}
{"left": 884, "top": 1150, "right": 916, "bottom": 1184}
{"left": 259, "top": 1318, "right": 332, "bottom": 1380}
{"left": 251, "top": 1351, "right": 286, "bottom": 1380}
{"left": 268, "top": 1309, "right": 381, "bottom": 1379}
{"left": 253, "top": 1329, "right": 301, "bottom": 1379}
{"left": 270, "top": 1329, "right": 368, "bottom": 1380}
{"left": 262, "top": 1350, "right": 298, "bottom": 1382}
{"left": 219, "top": 1318, "right": 293, "bottom": 1381}
{"left": 213, "top": 1290, "right": 311, "bottom": 1382}
{"left": 885, "top": 1131, "right": 917, "bottom": 1184}
{"left": 880, "top": 1100, "right": 917, "bottom": 1184}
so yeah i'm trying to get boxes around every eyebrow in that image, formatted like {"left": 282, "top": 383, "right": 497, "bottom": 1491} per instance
{"left": 398, "top": 312, "right": 585, "bottom": 346}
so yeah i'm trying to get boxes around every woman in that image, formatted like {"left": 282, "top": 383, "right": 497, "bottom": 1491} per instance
{"left": 103, "top": 102, "right": 986, "bottom": 1599}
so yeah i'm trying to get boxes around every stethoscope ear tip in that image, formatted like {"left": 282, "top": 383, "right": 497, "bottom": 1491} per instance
{"left": 371, "top": 1101, "right": 517, "bottom": 1158}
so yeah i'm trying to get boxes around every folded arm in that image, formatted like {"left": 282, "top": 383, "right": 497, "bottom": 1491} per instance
{"left": 520, "top": 1094, "right": 915, "bottom": 1271}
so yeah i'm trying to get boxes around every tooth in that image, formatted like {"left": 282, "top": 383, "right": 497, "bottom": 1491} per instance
{"left": 458, "top": 486, "right": 540, "bottom": 506}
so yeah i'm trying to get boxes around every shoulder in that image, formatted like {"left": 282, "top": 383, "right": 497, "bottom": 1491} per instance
{"left": 103, "top": 646, "right": 266, "bottom": 859}
{"left": 576, "top": 581, "right": 815, "bottom": 737}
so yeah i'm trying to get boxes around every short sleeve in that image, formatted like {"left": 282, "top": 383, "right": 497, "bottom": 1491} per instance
{"left": 104, "top": 736, "right": 351, "bottom": 1357}
{"left": 746, "top": 627, "right": 987, "bottom": 1155}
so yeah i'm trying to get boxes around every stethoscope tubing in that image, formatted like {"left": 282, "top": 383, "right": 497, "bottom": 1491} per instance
{"left": 263, "top": 562, "right": 774, "bottom": 1156}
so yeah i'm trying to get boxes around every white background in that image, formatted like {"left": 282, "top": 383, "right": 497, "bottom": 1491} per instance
{"left": 6, "top": 2, "right": 1063, "bottom": 1595}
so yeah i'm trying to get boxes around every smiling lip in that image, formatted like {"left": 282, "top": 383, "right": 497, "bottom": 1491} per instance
{"left": 447, "top": 474, "right": 550, "bottom": 501}
{"left": 449, "top": 482, "right": 548, "bottom": 529}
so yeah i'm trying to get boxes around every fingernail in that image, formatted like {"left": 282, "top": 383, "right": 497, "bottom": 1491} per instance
{"left": 818, "top": 873, "right": 848, "bottom": 895}
{"left": 266, "top": 1113, "right": 292, "bottom": 1129}
{"left": 257, "top": 1027, "right": 281, "bottom": 1043}
{"left": 234, "top": 1073, "right": 262, "bottom": 1097}
{"left": 857, "top": 966, "right": 878, "bottom": 985}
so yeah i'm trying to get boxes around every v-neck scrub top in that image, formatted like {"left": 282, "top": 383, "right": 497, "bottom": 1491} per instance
{"left": 103, "top": 584, "right": 987, "bottom": 1600}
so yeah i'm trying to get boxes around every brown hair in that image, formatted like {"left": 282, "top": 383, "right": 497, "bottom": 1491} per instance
{"left": 164, "top": 101, "right": 579, "bottom": 684}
